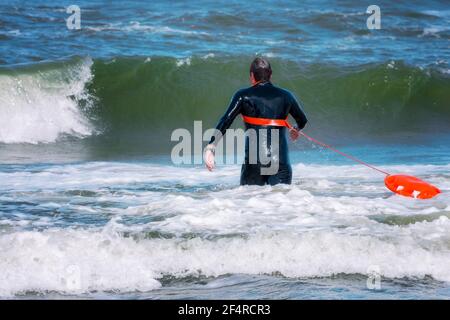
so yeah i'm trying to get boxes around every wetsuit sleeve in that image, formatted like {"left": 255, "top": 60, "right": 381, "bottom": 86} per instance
{"left": 288, "top": 92, "right": 308, "bottom": 130}
{"left": 209, "top": 91, "right": 243, "bottom": 145}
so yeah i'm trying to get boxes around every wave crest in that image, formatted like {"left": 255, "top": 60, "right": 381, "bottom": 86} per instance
{"left": 0, "top": 57, "right": 95, "bottom": 144}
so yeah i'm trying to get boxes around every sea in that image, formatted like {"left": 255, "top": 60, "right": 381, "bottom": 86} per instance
{"left": 0, "top": 0, "right": 449, "bottom": 299}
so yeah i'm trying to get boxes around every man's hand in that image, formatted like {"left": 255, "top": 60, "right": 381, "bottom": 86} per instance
{"left": 289, "top": 127, "right": 300, "bottom": 141}
{"left": 204, "top": 144, "right": 215, "bottom": 171}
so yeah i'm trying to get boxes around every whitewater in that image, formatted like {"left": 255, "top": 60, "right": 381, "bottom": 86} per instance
{"left": 0, "top": 161, "right": 449, "bottom": 298}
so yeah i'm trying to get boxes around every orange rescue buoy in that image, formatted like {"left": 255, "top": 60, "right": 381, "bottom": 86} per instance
{"left": 384, "top": 174, "right": 441, "bottom": 199}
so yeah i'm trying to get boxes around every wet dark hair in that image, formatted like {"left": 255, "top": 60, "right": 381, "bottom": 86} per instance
{"left": 250, "top": 57, "right": 272, "bottom": 82}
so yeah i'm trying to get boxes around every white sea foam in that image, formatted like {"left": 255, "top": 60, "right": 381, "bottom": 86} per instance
{"left": 264, "top": 52, "right": 276, "bottom": 58}
{"left": 202, "top": 53, "right": 215, "bottom": 59}
{"left": 264, "top": 40, "right": 286, "bottom": 45}
{"left": 0, "top": 29, "right": 21, "bottom": 37}
{"left": 0, "top": 162, "right": 448, "bottom": 296}
{"left": 387, "top": 60, "right": 396, "bottom": 69}
{"left": 1, "top": 216, "right": 450, "bottom": 297}
{"left": 176, "top": 57, "right": 192, "bottom": 67}
{"left": 0, "top": 58, "right": 95, "bottom": 144}
{"left": 422, "top": 10, "right": 450, "bottom": 18}
{"left": 419, "top": 26, "right": 448, "bottom": 38}
{"left": 85, "top": 21, "right": 208, "bottom": 37}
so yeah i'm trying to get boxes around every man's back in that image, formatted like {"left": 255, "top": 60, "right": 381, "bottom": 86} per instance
{"left": 205, "top": 57, "right": 307, "bottom": 185}
{"left": 210, "top": 80, "right": 307, "bottom": 165}
{"left": 238, "top": 81, "right": 306, "bottom": 126}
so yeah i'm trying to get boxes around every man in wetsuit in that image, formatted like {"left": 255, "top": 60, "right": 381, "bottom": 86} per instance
{"left": 204, "top": 57, "right": 307, "bottom": 185}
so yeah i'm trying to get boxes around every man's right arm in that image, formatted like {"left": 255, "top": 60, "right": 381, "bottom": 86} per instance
{"left": 205, "top": 91, "right": 243, "bottom": 171}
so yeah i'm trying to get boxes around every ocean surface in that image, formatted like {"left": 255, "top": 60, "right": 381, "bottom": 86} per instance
{"left": 0, "top": 0, "right": 449, "bottom": 299}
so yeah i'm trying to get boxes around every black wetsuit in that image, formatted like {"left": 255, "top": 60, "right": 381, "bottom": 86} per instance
{"left": 209, "top": 81, "right": 307, "bottom": 185}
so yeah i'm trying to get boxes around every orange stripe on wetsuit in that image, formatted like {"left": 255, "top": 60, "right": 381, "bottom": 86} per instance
{"left": 242, "top": 115, "right": 294, "bottom": 130}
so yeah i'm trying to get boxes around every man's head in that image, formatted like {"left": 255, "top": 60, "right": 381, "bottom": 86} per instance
{"left": 250, "top": 57, "right": 272, "bottom": 84}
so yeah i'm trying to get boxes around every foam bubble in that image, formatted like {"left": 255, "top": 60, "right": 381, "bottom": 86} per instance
{"left": 419, "top": 26, "right": 447, "bottom": 38}
{"left": 202, "top": 53, "right": 215, "bottom": 59}
{"left": 176, "top": 57, "right": 192, "bottom": 67}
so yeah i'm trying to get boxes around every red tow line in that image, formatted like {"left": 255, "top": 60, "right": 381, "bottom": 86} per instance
{"left": 242, "top": 115, "right": 441, "bottom": 199}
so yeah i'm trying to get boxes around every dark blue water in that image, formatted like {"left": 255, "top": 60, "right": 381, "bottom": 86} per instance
{"left": 1, "top": 0, "right": 449, "bottom": 67}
